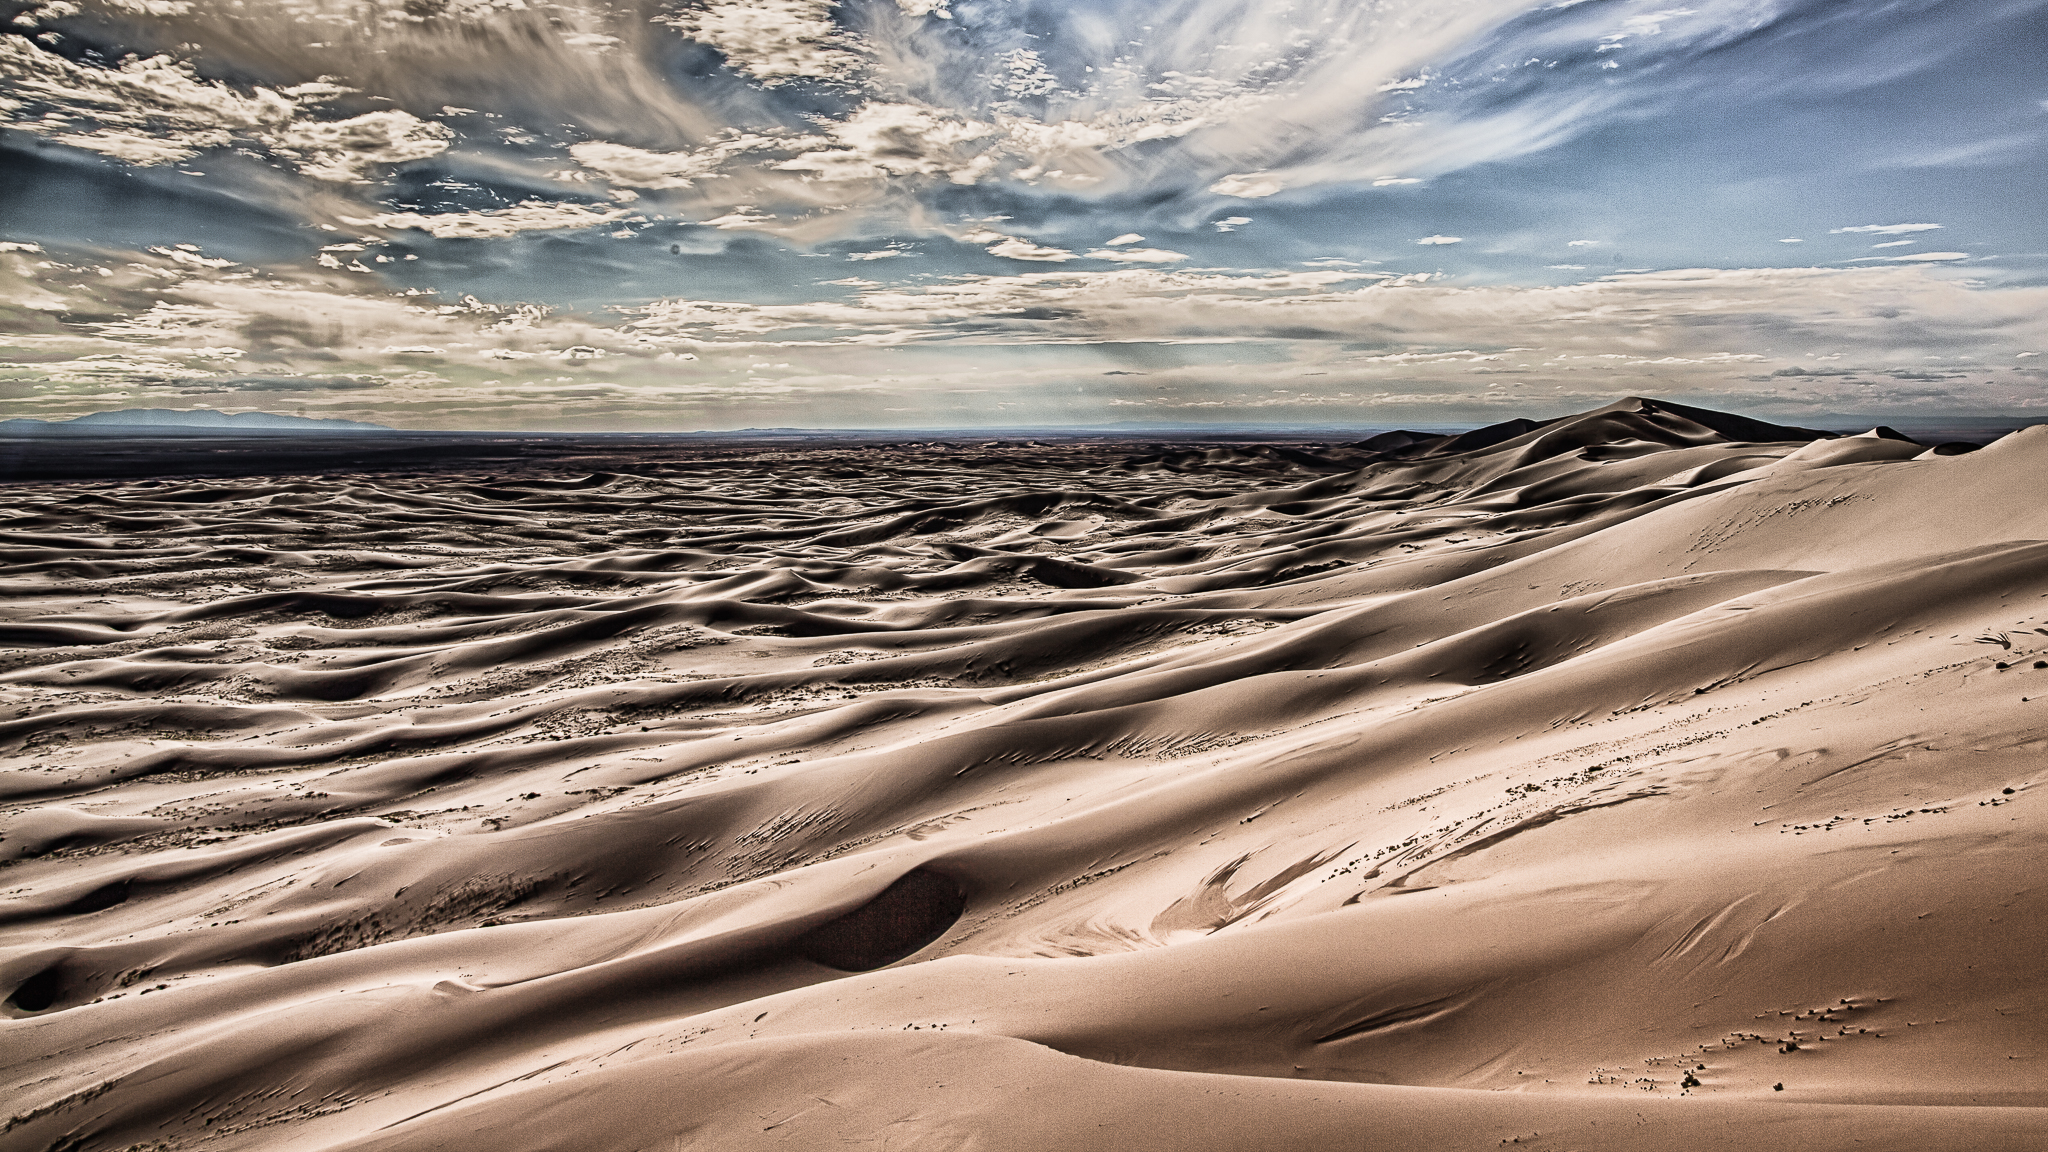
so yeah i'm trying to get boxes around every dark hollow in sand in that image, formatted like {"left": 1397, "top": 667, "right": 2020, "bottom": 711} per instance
{"left": 796, "top": 869, "right": 967, "bottom": 971}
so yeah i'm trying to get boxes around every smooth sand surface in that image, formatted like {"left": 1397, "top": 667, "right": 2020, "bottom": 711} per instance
{"left": 2, "top": 398, "right": 2042, "bottom": 1150}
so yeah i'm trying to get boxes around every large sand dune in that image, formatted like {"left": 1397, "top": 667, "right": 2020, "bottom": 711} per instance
{"left": 2, "top": 397, "right": 2042, "bottom": 1150}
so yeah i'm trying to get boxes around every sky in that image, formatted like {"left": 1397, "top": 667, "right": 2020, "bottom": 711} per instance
{"left": 2, "top": 0, "right": 2046, "bottom": 431}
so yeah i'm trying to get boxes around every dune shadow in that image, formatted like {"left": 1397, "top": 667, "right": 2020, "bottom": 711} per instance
{"left": 795, "top": 868, "right": 966, "bottom": 971}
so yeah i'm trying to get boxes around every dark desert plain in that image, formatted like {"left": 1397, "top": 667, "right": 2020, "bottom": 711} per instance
{"left": 2, "top": 398, "right": 2046, "bottom": 1151}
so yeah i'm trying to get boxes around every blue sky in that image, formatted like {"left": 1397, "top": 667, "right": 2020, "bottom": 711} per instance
{"left": 2, "top": 0, "right": 2044, "bottom": 430}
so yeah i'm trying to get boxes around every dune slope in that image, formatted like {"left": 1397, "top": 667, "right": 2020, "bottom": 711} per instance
{"left": 2, "top": 398, "right": 2043, "bottom": 1151}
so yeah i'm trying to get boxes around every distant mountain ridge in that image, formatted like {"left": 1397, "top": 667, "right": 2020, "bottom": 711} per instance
{"left": 0, "top": 409, "right": 392, "bottom": 434}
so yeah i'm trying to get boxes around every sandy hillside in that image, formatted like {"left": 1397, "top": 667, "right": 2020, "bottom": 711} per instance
{"left": 1, "top": 396, "right": 2043, "bottom": 1151}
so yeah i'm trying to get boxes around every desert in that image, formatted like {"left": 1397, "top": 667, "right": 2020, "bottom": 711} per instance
{"left": 1, "top": 396, "right": 2043, "bottom": 1150}
{"left": 4, "top": 0, "right": 2046, "bottom": 1143}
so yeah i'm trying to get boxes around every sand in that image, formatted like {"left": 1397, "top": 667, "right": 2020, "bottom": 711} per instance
{"left": 1, "top": 396, "right": 2042, "bottom": 1150}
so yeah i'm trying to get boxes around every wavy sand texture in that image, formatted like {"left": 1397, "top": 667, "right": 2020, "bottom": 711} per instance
{"left": 2, "top": 398, "right": 2042, "bottom": 1150}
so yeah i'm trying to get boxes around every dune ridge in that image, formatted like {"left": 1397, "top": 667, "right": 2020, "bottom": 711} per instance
{"left": 1, "top": 397, "right": 2043, "bottom": 1151}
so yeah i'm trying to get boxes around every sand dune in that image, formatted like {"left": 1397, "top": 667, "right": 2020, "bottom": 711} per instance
{"left": 2, "top": 397, "right": 2042, "bottom": 1150}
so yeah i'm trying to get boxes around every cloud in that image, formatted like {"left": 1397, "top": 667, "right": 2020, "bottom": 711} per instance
{"left": 345, "top": 201, "right": 635, "bottom": 239}
{"left": 0, "top": 37, "right": 296, "bottom": 167}
{"left": 3, "top": 0, "right": 2038, "bottom": 429}
{"left": 224, "top": 375, "right": 388, "bottom": 392}
{"left": 13, "top": 247, "right": 2047, "bottom": 428}
{"left": 0, "top": 37, "right": 465, "bottom": 185}
{"left": 568, "top": 135, "right": 806, "bottom": 190}
{"left": 1778, "top": 238, "right": 1805, "bottom": 243}
{"left": 50, "top": 129, "right": 218, "bottom": 166}
{"left": 1082, "top": 248, "right": 1190, "bottom": 263}
{"left": 1882, "top": 133, "right": 2043, "bottom": 169}
{"left": 1886, "top": 251, "right": 1969, "bottom": 262}
{"left": 607, "top": 265, "right": 2041, "bottom": 361}
{"left": 1567, "top": 239, "right": 1605, "bottom": 247}
{"left": 773, "top": 103, "right": 997, "bottom": 186}
{"left": 3, "top": 0, "right": 1971, "bottom": 260}
{"left": 1870, "top": 239, "right": 1916, "bottom": 249}
{"left": 272, "top": 111, "right": 452, "bottom": 183}
{"left": 1, "top": 0, "right": 2020, "bottom": 274}
{"left": 1830, "top": 223, "right": 1943, "bottom": 235}
{"left": 1209, "top": 173, "right": 1285, "bottom": 199}
{"left": 701, "top": 207, "right": 778, "bottom": 230}
{"left": 986, "top": 238, "right": 1078, "bottom": 262}
{"left": 657, "top": 0, "right": 862, "bottom": 86}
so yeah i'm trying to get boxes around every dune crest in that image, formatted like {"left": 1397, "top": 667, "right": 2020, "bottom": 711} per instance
{"left": 2, "top": 398, "right": 2043, "bottom": 1150}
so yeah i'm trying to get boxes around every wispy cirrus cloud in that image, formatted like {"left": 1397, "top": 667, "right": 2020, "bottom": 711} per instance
{"left": 1830, "top": 223, "right": 1943, "bottom": 235}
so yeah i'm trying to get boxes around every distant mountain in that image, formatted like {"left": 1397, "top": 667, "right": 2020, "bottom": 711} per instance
{"left": 0, "top": 409, "right": 393, "bottom": 434}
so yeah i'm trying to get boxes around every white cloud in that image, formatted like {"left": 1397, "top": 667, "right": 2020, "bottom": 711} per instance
{"left": 51, "top": 129, "right": 221, "bottom": 166}
{"left": 658, "top": 0, "right": 861, "bottom": 86}
{"left": 1548, "top": 264, "right": 1587, "bottom": 270}
{"left": 607, "top": 265, "right": 2048, "bottom": 375}
{"left": 1209, "top": 173, "right": 1284, "bottom": 198}
{"left": 273, "top": 110, "right": 452, "bottom": 183}
{"left": 148, "top": 246, "right": 236, "bottom": 269}
{"left": 1830, "top": 223, "right": 1943, "bottom": 235}
{"left": 1082, "top": 247, "right": 1190, "bottom": 263}
{"left": 701, "top": 207, "right": 778, "bottom": 230}
{"left": 0, "top": 36, "right": 293, "bottom": 165}
{"left": 569, "top": 135, "right": 804, "bottom": 189}
{"left": 1567, "top": 239, "right": 1603, "bottom": 247}
{"left": 846, "top": 249, "right": 911, "bottom": 261}
{"left": 1104, "top": 233, "right": 1145, "bottom": 246}
{"left": 8, "top": 0, "right": 1926, "bottom": 254}
{"left": 992, "top": 48, "right": 1061, "bottom": 99}
{"left": 987, "top": 238, "right": 1077, "bottom": 262}
{"left": 16, "top": 254, "right": 2047, "bottom": 428}
{"left": 0, "top": 41, "right": 438, "bottom": 182}
{"left": 93, "top": 301, "right": 248, "bottom": 342}
{"left": 1870, "top": 239, "right": 1916, "bottom": 249}
{"left": 1415, "top": 235, "right": 1463, "bottom": 245}
{"left": 1214, "top": 217, "right": 1252, "bottom": 232}
{"left": 775, "top": 103, "right": 996, "bottom": 185}
{"left": 1778, "top": 238, "right": 1805, "bottom": 243}
{"left": 1886, "top": 251, "right": 1969, "bottom": 262}
{"left": 346, "top": 201, "right": 634, "bottom": 239}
